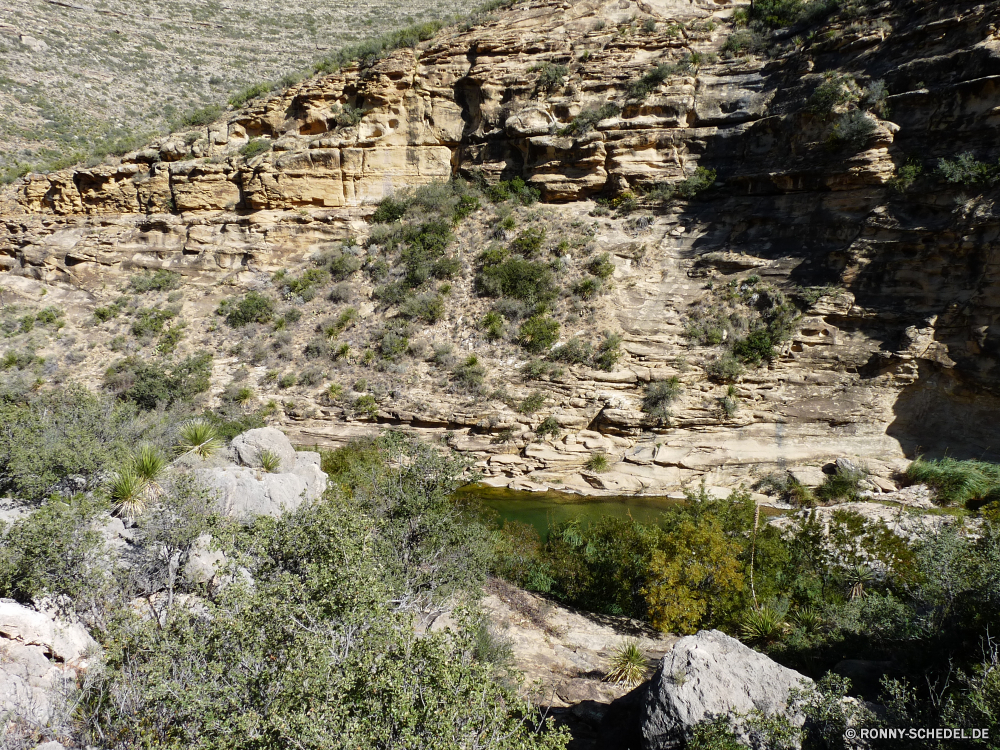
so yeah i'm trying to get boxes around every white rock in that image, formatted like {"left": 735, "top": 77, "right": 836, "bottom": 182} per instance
{"left": 641, "top": 629, "right": 813, "bottom": 749}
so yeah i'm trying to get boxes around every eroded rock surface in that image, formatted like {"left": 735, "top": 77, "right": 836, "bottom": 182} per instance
{"left": 640, "top": 629, "right": 812, "bottom": 750}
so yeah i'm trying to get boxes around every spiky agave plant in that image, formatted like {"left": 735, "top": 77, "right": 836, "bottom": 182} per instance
{"left": 845, "top": 564, "right": 875, "bottom": 601}
{"left": 258, "top": 449, "right": 282, "bottom": 473}
{"left": 108, "top": 466, "right": 150, "bottom": 520}
{"left": 133, "top": 444, "right": 167, "bottom": 483}
{"left": 175, "top": 420, "right": 222, "bottom": 459}
{"left": 606, "top": 640, "right": 647, "bottom": 687}
{"left": 741, "top": 606, "right": 783, "bottom": 644}
{"left": 793, "top": 607, "right": 824, "bottom": 635}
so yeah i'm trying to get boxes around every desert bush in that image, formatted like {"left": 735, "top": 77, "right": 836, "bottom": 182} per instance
{"left": 721, "top": 28, "right": 767, "bottom": 57}
{"left": 510, "top": 227, "right": 546, "bottom": 256}
{"left": 317, "top": 248, "right": 364, "bottom": 280}
{"left": 275, "top": 268, "right": 329, "bottom": 302}
{"left": 483, "top": 176, "right": 540, "bottom": 206}
{"left": 399, "top": 293, "right": 446, "bottom": 324}
{"left": 130, "top": 269, "right": 182, "bottom": 294}
{"left": 642, "top": 377, "right": 681, "bottom": 423}
{"left": 593, "top": 333, "right": 622, "bottom": 371}
{"left": 627, "top": 62, "right": 686, "bottom": 100}
{"left": 217, "top": 291, "right": 275, "bottom": 327}
{"left": 480, "top": 311, "right": 505, "bottom": 341}
{"left": 808, "top": 72, "right": 862, "bottom": 117}
{"left": 533, "top": 62, "right": 568, "bottom": 90}
{"left": 453, "top": 355, "right": 487, "bottom": 390}
{"left": 240, "top": 138, "right": 272, "bottom": 158}
{"left": 560, "top": 103, "right": 621, "bottom": 135}
{"left": 104, "top": 352, "right": 212, "bottom": 410}
{"left": 229, "top": 81, "right": 273, "bottom": 107}
{"left": 518, "top": 391, "right": 546, "bottom": 414}
{"left": 587, "top": 252, "right": 615, "bottom": 280}
{"left": 550, "top": 338, "right": 593, "bottom": 365}
{"left": 938, "top": 152, "right": 998, "bottom": 187}
{"left": 829, "top": 110, "right": 876, "bottom": 147}
{"left": 131, "top": 307, "right": 177, "bottom": 338}
{"left": 476, "top": 257, "right": 557, "bottom": 305}
{"left": 518, "top": 316, "right": 560, "bottom": 353}
{"left": 535, "top": 416, "right": 561, "bottom": 437}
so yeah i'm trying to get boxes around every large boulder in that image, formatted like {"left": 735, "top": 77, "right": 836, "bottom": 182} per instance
{"left": 231, "top": 427, "right": 297, "bottom": 472}
{"left": 641, "top": 630, "right": 813, "bottom": 750}
{"left": 0, "top": 600, "right": 97, "bottom": 730}
{"left": 198, "top": 429, "right": 327, "bottom": 518}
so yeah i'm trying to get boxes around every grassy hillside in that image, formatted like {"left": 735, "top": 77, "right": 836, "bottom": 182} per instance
{"left": 0, "top": 0, "right": 467, "bottom": 181}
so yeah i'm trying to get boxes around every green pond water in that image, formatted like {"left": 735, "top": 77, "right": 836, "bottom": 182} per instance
{"left": 455, "top": 484, "right": 687, "bottom": 538}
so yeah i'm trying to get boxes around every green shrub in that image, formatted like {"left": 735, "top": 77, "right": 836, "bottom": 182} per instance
{"left": 550, "top": 338, "right": 592, "bottom": 365}
{"left": 353, "top": 394, "right": 379, "bottom": 417}
{"left": 481, "top": 311, "right": 505, "bottom": 340}
{"left": 105, "top": 352, "right": 213, "bottom": 410}
{"left": 890, "top": 161, "right": 922, "bottom": 192}
{"left": 157, "top": 324, "right": 186, "bottom": 354}
{"left": 587, "top": 252, "right": 615, "bottom": 280}
{"left": 128, "top": 268, "right": 182, "bottom": 294}
{"left": 808, "top": 73, "right": 861, "bottom": 117}
{"left": 131, "top": 307, "right": 177, "bottom": 338}
{"left": 218, "top": 291, "right": 275, "bottom": 327}
{"left": 453, "top": 355, "right": 487, "bottom": 390}
{"left": 938, "top": 152, "right": 998, "bottom": 187}
{"left": 510, "top": 227, "right": 546, "bottom": 256}
{"left": 732, "top": 329, "right": 777, "bottom": 365}
{"left": 829, "top": 110, "right": 876, "bottom": 147}
{"left": 399, "top": 293, "right": 446, "bottom": 323}
{"left": 179, "top": 104, "right": 223, "bottom": 128}
{"left": 371, "top": 195, "right": 408, "bottom": 224}
{"left": 593, "top": 333, "right": 622, "bottom": 371}
{"left": 518, "top": 391, "right": 546, "bottom": 414}
{"left": 94, "top": 303, "right": 124, "bottom": 323}
{"left": 647, "top": 167, "right": 717, "bottom": 202}
{"left": 476, "top": 258, "right": 557, "bottom": 305}
{"left": 277, "top": 268, "right": 329, "bottom": 301}
{"left": 721, "top": 29, "right": 767, "bottom": 57}
{"left": 642, "top": 377, "right": 681, "bottom": 423}
{"left": 330, "top": 102, "right": 364, "bottom": 127}
{"left": 278, "top": 373, "right": 297, "bottom": 389}
{"left": 0, "top": 494, "right": 106, "bottom": 604}
{"left": 815, "top": 464, "right": 867, "bottom": 502}
{"left": 240, "top": 138, "right": 272, "bottom": 158}
{"left": 627, "top": 62, "right": 686, "bottom": 100}
{"left": 483, "top": 176, "right": 540, "bottom": 206}
{"left": 518, "top": 316, "right": 560, "bottom": 353}
{"left": 35, "top": 306, "right": 65, "bottom": 327}
{"left": 535, "top": 416, "right": 561, "bottom": 437}
{"left": 559, "top": 101, "right": 623, "bottom": 134}
{"left": 533, "top": 62, "right": 568, "bottom": 90}
{"left": 229, "top": 81, "right": 273, "bottom": 107}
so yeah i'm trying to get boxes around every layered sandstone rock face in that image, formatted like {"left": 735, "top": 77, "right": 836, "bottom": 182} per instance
{"left": 2, "top": 0, "right": 1000, "bottom": 493}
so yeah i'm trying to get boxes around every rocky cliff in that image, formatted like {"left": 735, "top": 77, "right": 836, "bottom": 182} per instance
{"left": 2, "top": 0, "right": 1000, "bottom": 495}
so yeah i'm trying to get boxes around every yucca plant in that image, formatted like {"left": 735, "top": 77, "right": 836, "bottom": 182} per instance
{"left": 605, "top": 640, "right": 647, "bottom": 687}
{"left": 175, "top": 420, "right": 222, "bottom": 459}
{"left": 845, "top": 564, "right": 875, "bottom": 600}
{"left": 258, "top": 449, "right": 282, "bottom": 473}
{"left": 132, "top": 444, "right": 167, "bottom": 482}
{"left": 792, "top": 607, "right": 823, "bottom": 635}
{"left": 741, "top": 606, "right": 783, "bottom": 644}
{"left": 108, "top": 466, "right": 150, "bottom": 520}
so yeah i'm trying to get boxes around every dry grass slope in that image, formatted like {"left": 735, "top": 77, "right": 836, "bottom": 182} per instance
{"left": 0, "top": 0, "right": 467, "bottom": 180}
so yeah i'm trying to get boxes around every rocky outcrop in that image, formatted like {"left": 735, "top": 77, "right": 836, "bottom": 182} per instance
{"left": 640, "top": 629, "right": 812, "bottom": 750}
{"left": 0, "top": 600, "right": 97, "bottom": 735}
{"left": 198, "top": 428, "right": 327, "bottom": 518}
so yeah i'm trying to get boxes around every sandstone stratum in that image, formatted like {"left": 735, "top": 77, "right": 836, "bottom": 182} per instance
{"left": 2, "top": 0, "right": 999, "bottom": 497}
